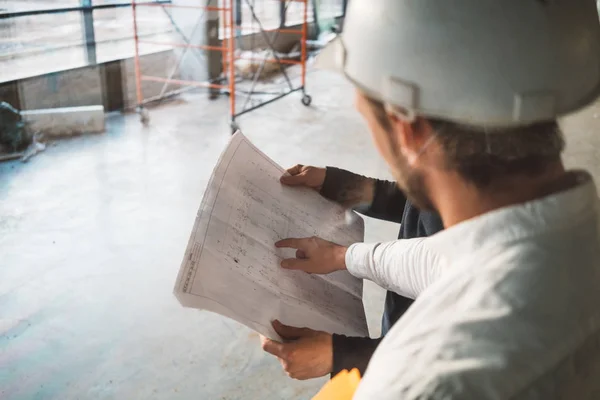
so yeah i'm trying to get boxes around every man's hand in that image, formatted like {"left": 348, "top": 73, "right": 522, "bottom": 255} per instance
{"left": 280, "top": 165, "right": 326, "bottom": 191}
{"left": 261, "top": 320, "right": 333, "bottom": 380}
{"left": 275, "top": 237, "right": 347, "bottom": 274}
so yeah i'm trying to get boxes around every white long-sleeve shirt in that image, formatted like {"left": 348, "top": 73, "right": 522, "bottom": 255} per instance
{"left": 346, "top": 237, "right": 444, "bottom": 299}
{"left": 348, "top": 171, "right": 600, "bottom": 399}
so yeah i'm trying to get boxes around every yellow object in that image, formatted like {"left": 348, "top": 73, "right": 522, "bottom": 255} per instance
{"left": 312, "top": 368, "right": 361, "bottom": 400}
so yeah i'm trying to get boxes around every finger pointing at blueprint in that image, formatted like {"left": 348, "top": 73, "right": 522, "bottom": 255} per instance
{"left": 174, "top": 132, "right": 368, "bottom": 340}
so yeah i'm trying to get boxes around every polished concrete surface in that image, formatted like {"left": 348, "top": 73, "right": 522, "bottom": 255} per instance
{"left": 0, "top": 70, "right": 397, "bottom": 400}
{"left": 2, "top": 70, "right": 600, "bottom": 399}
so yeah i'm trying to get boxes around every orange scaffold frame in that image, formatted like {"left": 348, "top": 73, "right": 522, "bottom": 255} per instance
{"left": 131, "top": 0, "right": 311, "bottom": 132}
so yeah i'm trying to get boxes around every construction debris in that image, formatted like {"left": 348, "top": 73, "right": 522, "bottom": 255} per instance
{"left": 21, "top": 132, "right": 46, "bottom": 163}
{"left": 0, "top": 103, "right": 105, "bottom": 163}
{"left": 235, "top": 44, "right": 302, "bottom": 81}
{"left": 0, "top": 101, "right": 30, "bottom": 159}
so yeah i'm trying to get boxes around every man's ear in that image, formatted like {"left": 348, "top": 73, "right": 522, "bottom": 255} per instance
{"left": 388, "top": 114, "right": 421, "bottom": 164}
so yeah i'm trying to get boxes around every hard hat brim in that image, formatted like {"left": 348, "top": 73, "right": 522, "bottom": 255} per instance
{"left": 314, "top": 36, "right": 345, "bottom": 74}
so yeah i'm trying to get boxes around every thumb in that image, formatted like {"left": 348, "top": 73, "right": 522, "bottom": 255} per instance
{"left": 261, "top": 335, "right": 285, "bottom": 357}
{"left": 272, "top": 320, "right": 311, "bottom": 340}
{"left": 280, "top": 173, "right": 307, "bottom": 186}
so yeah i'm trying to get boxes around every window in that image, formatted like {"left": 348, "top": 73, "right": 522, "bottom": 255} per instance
{"left": 306, "top": 0, "right": 344, "bottom": 31}
{"left": 0, "top": 0, "right": 346, "bottom": 82}
{"left": 283, "top": 0, "right": 314, "bottom": 27}
{"left": 0, "top": 8, "right": 87, "bottom": 82}
{"left": 93, "top": 4, "right": 174, "bottom": 63}
{"left": 0, "top": 0, "right": 173, "bottom": 82}
{"left": 240, "top": 0, "right": 287, "bottom": 32}
{"left": 0, "top": 1, "right": 80, "bottom": 13}
{"left": 217, "top": 0, "right": 344, "bottom": 39}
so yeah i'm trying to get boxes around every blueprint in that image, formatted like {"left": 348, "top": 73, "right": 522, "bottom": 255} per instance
{"left": 174, "top": 132, "right": 368, "bottom": 340}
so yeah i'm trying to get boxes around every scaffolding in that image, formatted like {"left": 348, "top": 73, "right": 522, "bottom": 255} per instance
{"left": 131, "top": 0, "right": 312, "bottom": 132}
{"left": 131, "top": 0, "right": 235, "bottom": 126}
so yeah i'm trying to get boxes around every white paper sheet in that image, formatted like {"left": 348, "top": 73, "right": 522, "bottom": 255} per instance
{"left": 174, "top": 132, "right": 368, "bottom": 340}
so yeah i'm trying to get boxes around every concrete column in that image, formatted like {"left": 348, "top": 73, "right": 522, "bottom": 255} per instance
{"left": 206, "top": 0, "right": 221, "bottom": 99}
{"left": 80, "top": 0, "right": 97, "bottom": 65}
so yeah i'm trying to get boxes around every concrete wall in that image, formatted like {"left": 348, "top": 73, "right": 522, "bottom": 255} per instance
{"left": 121, "top": 50, "right": 181, "bottom": 110}
{"left": 0, "top": 81, "right": 20, "bottom": 110}
{"left": 0, "top": 50, "right": 181, "bottom": 112}
{"left": 236, "top": 25, "right": 318, "bottom": 53}
{"left": 18, "top": 66, "right": 104, "bottom": 111}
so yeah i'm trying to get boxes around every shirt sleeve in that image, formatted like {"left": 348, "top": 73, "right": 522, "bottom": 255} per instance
{"left": 319, "top": 167, "right": 406, "bottom": 223}
{"left": 366, "top": 179, "right": 407, "bottom": 224}
{"left": 331, "top": 334, "right": 382, "bottom": 377}
{"left": 345, "top": 239, "right": 443, "bottom": 299}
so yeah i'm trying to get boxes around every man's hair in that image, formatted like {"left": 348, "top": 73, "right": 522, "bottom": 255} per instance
{"left": 364, "top": 97, "right": 565, "bottom": 187}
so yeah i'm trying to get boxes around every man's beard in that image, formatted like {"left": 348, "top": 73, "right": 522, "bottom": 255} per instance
{"left": 392, "top": 155, "right": 436, "bottom": 211}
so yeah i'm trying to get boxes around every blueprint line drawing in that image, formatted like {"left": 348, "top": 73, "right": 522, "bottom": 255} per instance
{"left": 174, "top": 132, "right": 368, "bottom": 340}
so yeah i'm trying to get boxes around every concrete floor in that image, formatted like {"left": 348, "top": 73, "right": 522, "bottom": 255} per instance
{"left": 2, "top": 70, "right": 600, "bottom": 400}
{"left": 0, "top": 70, "right": 398, "bottom": 400}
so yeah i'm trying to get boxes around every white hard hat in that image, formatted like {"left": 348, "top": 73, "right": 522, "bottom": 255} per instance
{"left": 317, "top": 0, "right": 600, "bottom": 127}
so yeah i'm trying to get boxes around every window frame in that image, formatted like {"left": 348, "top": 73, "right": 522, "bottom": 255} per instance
{"left": 0, "top": 1, "right": 173, "bottom": 66}
{"left": 0, "top": 0, "right": 348, "bottom": 80}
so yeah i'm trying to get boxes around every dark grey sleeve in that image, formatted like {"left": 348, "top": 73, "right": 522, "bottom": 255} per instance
{"left": 366, "top": 179, "right": 407, "bottom": 224}
{"left": 320, "top": 167, "right": 407, "bottom": 224}
{"left": 331, "top": 334, "right": 382, "bottom": 377}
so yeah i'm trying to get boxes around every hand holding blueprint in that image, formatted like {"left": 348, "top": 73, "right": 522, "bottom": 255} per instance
{"left": 174, "top": 132, "right": 368, "bottom": 340}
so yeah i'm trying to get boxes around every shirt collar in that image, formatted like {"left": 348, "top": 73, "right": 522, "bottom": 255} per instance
{"left": 430, "top": 171, "right": 598, "bottom": 257}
